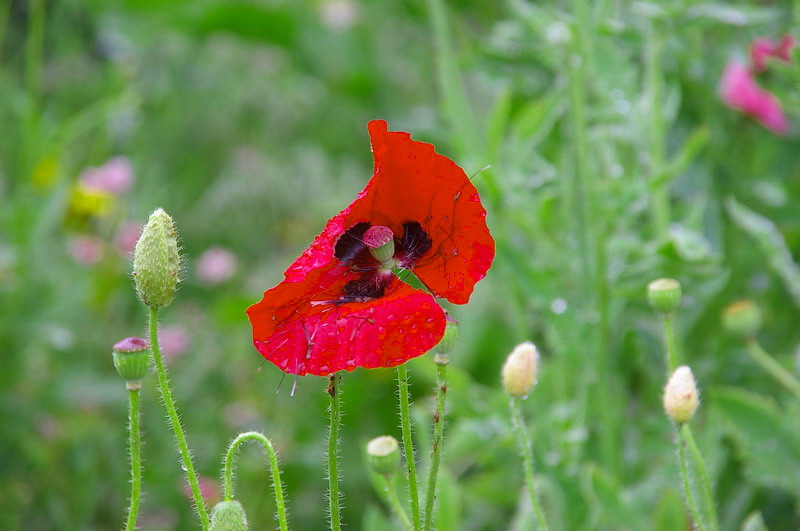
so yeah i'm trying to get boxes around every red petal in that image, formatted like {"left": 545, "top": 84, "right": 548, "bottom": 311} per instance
{"left": 247, "top": 273, "right": 445, "bottom": 376}
{"left": 360, "top": 120, "right": 495, "bottom": 304}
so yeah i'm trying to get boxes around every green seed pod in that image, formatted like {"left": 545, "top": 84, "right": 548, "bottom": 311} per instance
{"left": 647, "top": 278, "right": 682, "bottom": 314}
{"left": 663, "top": 366, "right": 700, "bottom": 424}
{"left": 502, "top": 341, "right": 540, "bottom": 398}
{"left": 723, "top": 300, "right": 762, "bottom": 339}
{"left": 366, "top": 435, "right": 401, "bottom": 477}
{"left": 436, "top": 313, "right": 459, "bottom": 355}
{"left": 363, "top": 225, "right": 396, "bottom": 265}
{"left": 112, "top": 337, "right": 151, "bottom": 389}
{"left": 133, "top": 208, "right": 180, "bottom": 308}
{"left": 210, "top": 500, "right": 250, "bottom": 531}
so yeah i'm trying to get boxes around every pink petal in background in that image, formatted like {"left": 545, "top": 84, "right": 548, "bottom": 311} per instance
{"left": 196, "top": 246, "right": 237, "bottom": 285}
{"left": 720, "top": 61, "right": 789, "bottom": 135}
{"left": 750, "top": 35, "right": 795, "bottom": 73}
{"left": 79, "top": 156, "right": 134, "bottom": 196}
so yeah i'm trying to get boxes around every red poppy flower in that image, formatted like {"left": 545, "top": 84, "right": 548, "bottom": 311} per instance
{"left": 247, "top": 120, "right": 494, "bottom": 376}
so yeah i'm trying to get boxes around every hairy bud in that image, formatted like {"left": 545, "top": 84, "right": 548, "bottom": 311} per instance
{"left": 210, "top": 500, "right": 249, "bottom": 531}
{"left": 133, "top": 208, "right": 180, "bottom": 307}
{"left": 663, "top": 366, "right": 700, "bottom": 424}
{"left": 502, "top": 341, "right": 540, "bottom": 398}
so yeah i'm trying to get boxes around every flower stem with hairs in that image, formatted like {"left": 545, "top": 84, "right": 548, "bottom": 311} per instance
{"left": 423, "top": 354, "right": 448, "bottom": 531}
{"left": 327, "top": 374, "right": 343, "bottom": 531}
{"left": 397, "top": 363, "right": 421, "bottom": 531}
{"left": 222, "top": 431, "right": 288, "bottom": 531}
{"left": 124, "top": 387, "right": 142, "bottom": 531}
{"left": 509, "top": 398, "right": 549, "bottom": 530}
{"left": 149, "top": 306, "right": 210, "bottom": 530}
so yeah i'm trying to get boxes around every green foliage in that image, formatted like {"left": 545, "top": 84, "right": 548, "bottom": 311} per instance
{"left": 1, "top": 0, "right": 800, "bottom": 529}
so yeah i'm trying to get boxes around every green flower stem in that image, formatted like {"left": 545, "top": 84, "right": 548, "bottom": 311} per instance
{"left": 509, "top": 398, "right": 549, "bottom": 531}
{"left": 745, "top": 338, "right": 800, "bottom": 401}
{"left": 327, "top": 374, "right": 342, "bottom": 531}
{"left": 662, "top": 313, "right": 680, "bottom": 374}
{"left": 222, "top": 431, "right": 288, "bottom": 531}
{"left": 423, "top": 355, "right": 448, "bottom": 531}
{"left": 124, "top": 387, "right": 142, "bottom": 531}
{"left": 677, "top": 426, "right": 705, "bottom": 531}
{"left": 396, "top": 363, "right": 421, "bottom": 531}
{"left": 148, "top": 306, "right": 210, "bottom": 530}
{"left": 379, "top": 475, "right": 413, "bottom": 531}
{"left": 683, "top": 426, "right": 719, "bottom": 531}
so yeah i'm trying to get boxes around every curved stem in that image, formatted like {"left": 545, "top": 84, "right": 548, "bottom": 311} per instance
{"left": 396, "top": 363, "right": 421, "bottom": 531}
{"left": 509, "top": 398, "right": 549, "bottom": 530}
{"left": 380, "top": 475, "right": 413, "bottom": 531}
{"left": 327, "top": 374, "right": 342, "bottom": 531}
{"left": 148, "top": 306, "right": 210, "bottom": 530}
{"left": 746, "top": 338, "right": 800, "bottom": 401}
{"left": 222, "top": 431, "right": 289, "bottom": 531}
{"left": 684, "top": 426, "right": 719, "bottom": 531}
{"left": 677, "top": 426, "right": 705, "bottom": 530}
{"left": 124, "top": 388, "right": 142, "bottom": 531}
{"left": 423, "top": 355, "right": 448, "bottom": 530}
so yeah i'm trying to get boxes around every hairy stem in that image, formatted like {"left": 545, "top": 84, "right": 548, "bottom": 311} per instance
{"left": 124, "top": 387, "right": 142, "bottom": 531}
{"left": 677, "top": 426, "right": 705, "bottom": 531}
{"left": 149, "top": 306, "right": 210, "bottom": 530}
{"left": 397, "top": 363, "right": 421, "bottom": 531}
{"left": 509, "top": 398, "right": 549, "bottom": 530}
{"left": 684, "top": 426, "right": 719, "bottom": 531}
{"left": 327, "top": 374, "right": 342, "bottom": 531}
{"left": 223, "top": 431, "right": 288, "bottom": 531}
{"left": 662, "top": 313, "right": 680, "bottom": 374}
{"left": 423, "top": 355, "right": 448, "bottom": 530}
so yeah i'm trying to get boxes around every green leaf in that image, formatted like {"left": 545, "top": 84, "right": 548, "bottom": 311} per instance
{"left": 725, "top": 197, "right": 800, "bottom": 309}
{"left": 713, "top": 387, "right": 800, "bottom": 496}
{"left": 741, "top": 510, "right": 768, "bottom": 531}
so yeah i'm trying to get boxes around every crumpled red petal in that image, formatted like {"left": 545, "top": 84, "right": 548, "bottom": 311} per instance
{"left": 247, "top": 270, "right": 445, "bottom": 376}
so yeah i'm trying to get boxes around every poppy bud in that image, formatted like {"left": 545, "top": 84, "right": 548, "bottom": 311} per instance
{"left": 502, "top": 342, "right": 539, "bottom": 398}
{"left": 366, "top": 435, "right": 400, "bottom": 477}
{"left": 663, "top": 366, "right": 699, "bottom": 424}
{"left": 133, "top": 208, "right": 181, "bottom": 307}
{"left": 210, "top": 500, "right": 249, "bottom": 531}
{"left": 363, "top": 225, "right": 396, "bottom": 265}
{"left": 112, "top": 337, "right": 151, "bottom": 389}
{"left": 647, "top": 278, "right": 682, "bottom": 314}
{"left": 723, "top": 300, "right": 762, "bottom": 339}
{"left": 436, "top": 313, "right": 459, "bottom": 355}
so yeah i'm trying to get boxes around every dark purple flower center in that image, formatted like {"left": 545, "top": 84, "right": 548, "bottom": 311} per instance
{"left": 333, "top": 221, "right": 432, "bottom": 302}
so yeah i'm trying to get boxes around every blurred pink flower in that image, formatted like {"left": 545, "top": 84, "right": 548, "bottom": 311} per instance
{"left": 159, "top": 325, "right": 189, "bottom": 361}
{"left": 68, "top": 235, "right": 104, "bottom": 266}
{"left": 115, "top": 221, "right": 141, "bottom": 257}
{"left": 79, "top": 156, "right": 133, "bottom": 195}
{"left": 183, "top": 475, "right": 218, "bottom": 505}
{"left": 750, "top": 35, "right": 795, "bottom": 73}
{"left": 196, "top": 246, "right": 237, "bottom": 285}
{"left": 720, "top": 61, "right": 789, "bottom": 135}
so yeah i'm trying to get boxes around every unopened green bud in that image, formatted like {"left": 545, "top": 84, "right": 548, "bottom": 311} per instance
{"left": 366, "top": 435, "right": 400, "bottom": 476}
{"left": 502, "top": 341, "right": 539, "bottom": 398}
{"left": 363, "top": 225, "right": 396, "bottom": 265}
{"left": 436, "top": 313, "right": 459, "bottom": 355}
{"left": 647, "top": 278, "right": 682, "bottom": 313}
{"left": 112, "top": 337, "right": 151, "bottom": 389}
{"left": 723, "top": 300, "right": 762, "bottom": 339}
{"left": 210, "top": 500, "right": 249, "bottom": 531}
{"left": 663, "top": 366, "right": 699, "bottom": 425}
{"left": 133, "top": 208, "right": 180, "bottom": 307}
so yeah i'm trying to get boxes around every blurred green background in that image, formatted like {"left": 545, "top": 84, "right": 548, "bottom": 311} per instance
{"left": 2, "top": 0, "right": 800, "bottom": 529}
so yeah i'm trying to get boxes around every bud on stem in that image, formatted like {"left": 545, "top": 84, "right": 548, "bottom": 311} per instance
{"left": 133, "top": 208, "right": 181, "bottom": 308}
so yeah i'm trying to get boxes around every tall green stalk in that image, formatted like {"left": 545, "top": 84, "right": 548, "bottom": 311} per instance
{"left": 662, "top": 313, "right": 680, "bottom": 374}
{"left": 149, "top": 306, "right": 210, "bottom": 530}
{"left": 677, "top": 427, "right": 704, "bottom": 531}
{"left": 125, "top": 388, "right": 142, "bottom": 531}
{"left": 222, "top": 431, "right": 288, "bottom": 531}
{"left": 684, "top": 427, "right": 719, "bottom": 531}
{"left": 397, "top": 363, "right": 421, "bottom": 531}
{"left": 646, "top": 20, "right": 671, "bottom": 239}
{"left": 423, "top": 355, "right": 448, "bottom": 530}
{"left": 745, "top": 339, "right": 800, "bottom": 401}
{"left": 509, "top": 398, "right": 549, "bottom": 530}
{"left": 379, "top": 475, "right": 413, "bottom": 531}
{"left": 327, "top": 374, "right": 342, "bottom": 531}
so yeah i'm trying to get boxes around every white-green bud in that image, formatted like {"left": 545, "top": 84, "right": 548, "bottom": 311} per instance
{"left": 502, "top": 341, "right": 540, "bottom": 398}
{"left": 647, "top": 278, "right": 682, "bottom": 314}
{"left": 210, "top": 500, "right": 249, "bottom": 531}
{"left": 133, "top": 208, "right": 180, "bottom": 307}
{"left": 366, "top": 435, "right": 401, "bottom": 476}
{"left": 112, "top": 337, "right": 151, "bottom": 389}
{"left": 723, "top": 300, "right": 762, "bottom": 339}
{"left": 663, "top": 365, "right": 700, "bottom": 424}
